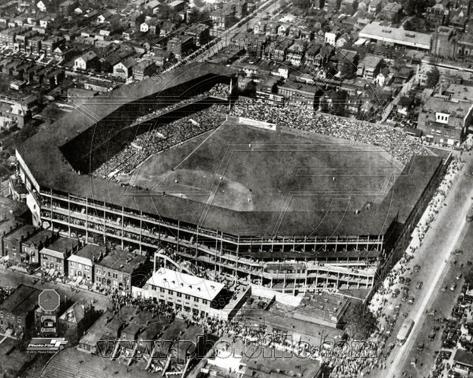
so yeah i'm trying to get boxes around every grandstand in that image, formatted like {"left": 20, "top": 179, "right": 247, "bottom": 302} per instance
{"left": 16, "top": 62, "right": 443, "bottom": 295}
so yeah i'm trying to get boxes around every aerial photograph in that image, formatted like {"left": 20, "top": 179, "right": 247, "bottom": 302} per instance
{"left": 0, "top": 0, "right": 473, "bottom": 377}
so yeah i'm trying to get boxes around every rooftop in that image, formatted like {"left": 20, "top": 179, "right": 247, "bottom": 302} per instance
{"left": 454, "top": 349, "right": 473, "bottom": 367}
{"left": 359, "top": 22, "right": 432, "bottom": 50}
{"left": 294, "top": 292, "right": 349, "bottom": 323}
{"left": 148, "top": 268, "right": 224, "bottom": 301}
{"left": 17, "top": 62, "right": 441, "bottom": 238}
{"left": 3, "top": 224, "right": 36, "bottom": 242}
{"left": 75, "top": 244, "right": 106, "bottom": 261}
{"left": 445, "top": 83, "right": 473, "bottom": 102}
{"left": 97, "top": 249, "right": 146, "bottom": 274}
{"left": 45, "top": 237, "right": 80, "bottom": 254}
{"left": 0, "top": 284, "right": 40, "bottom": 316}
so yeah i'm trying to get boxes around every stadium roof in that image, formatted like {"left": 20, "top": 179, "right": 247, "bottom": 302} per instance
{"left": 18, "top": 62, "right": 442, "bottom": 238}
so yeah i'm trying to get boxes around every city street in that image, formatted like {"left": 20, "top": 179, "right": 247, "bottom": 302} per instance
{"left": 0, "top": 267, "right": 111, "bottom": 312}
{"left": 384, "top": 152, "right": 473, "bottom": 378}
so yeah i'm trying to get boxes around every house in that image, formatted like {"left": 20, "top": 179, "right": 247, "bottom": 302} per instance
{"left": 277, "top": 23, "right": 289, "bottom": 36}
{"left": 94, "top": 249, "right": 149, "bottom": 295}
{"left": 140, "top": 22, "right": 149, "bottom": 33}
{"left": 304, "top": 42, "right": 322, "bottom": 66}
{"left": 324, "top": 31, "right": 338, "bottom": 46}
{"left": 426, "top": 3, "right": 447, "bottom": 28}
{"left": 159, "top": 21, "right": 175, "bottom": 37}
{"left": 148, "top": 19, "right": 159, "bottom": 35}
{"left": 58, "top": 301, "right": 97, "bottom": 344}
{"left": 272, "top": 38, "right": 293, "bottom": 62}
{"left": 357, "top": 54, "right": 383, "bottom": 80}
{"left": 286, "top": 39, "right": 306, "bottom": 67}
{"left": 39, "top": 16, "right": 53, "bottom": 29}
{"left": 67, "top": 244, "right": 106, "bottom": 286}
{"left": 340, "top": 0, "right": 357, "bottom": 15}
{"left": 113, "top": 57, "right": 136, "bottom": 80}
{"left": 59, "top": 0, "right": 78, "bottom": 16}
{"left": 210, "top": 8, "right": 235, "bottom": 34}
{"left": 380, "top": 2, "right": 403, "bottom": 23}
{"left": 184, "top": 23, "right": 210, "bottom": 47}
{"left": 397, "top": 96, "right": 415, "bottom": 116}
{"left": 417, "top": 95, "right": 473, "bottom": 147}
{"left": 169, "top": 0, "right": 185, "bottom": 12}
{"left": 324, "top": 0, "right": 340, "bottom": 12}
{"left": 133, "top": 59, "right": 157, "bottom": 81}
{"left": 21, "top": 229, "right": 56, "bottom": 266}
{"left": 253, "top": 21, "right": 265, "bottom": 35}
{"left": 368, "top": 0, "right": 382, "bottom": 14}
{"left": 4, "top": 224, "right": 37, "bottom": 265}
{"left": 337, "top": 49, "right": 358, "bottom": 77}
{"left": 0, "top": 285, "right": 40, "bottom": 339}
{"left": 97, "top": 10, "right": 113, "bottom": 24}
{"left": 146, "top": 0, "right": 160, "bottom": 14}
{"left": 74, "top": 51, "right": 99, "bottom": 71}
{"left": 278, "top": 80, "right": 317, "bottom": 108}
{"left": 167, "top": 36, "right": 194, "bottom": 60}
{"left": 39, "top": 237, "right": 80, "bottom": 276}
{"left": 42, "top": 36, "right": 65, "bottom": 56}
{"left": 37, "top": 0, "right": 47, "bottom": 12}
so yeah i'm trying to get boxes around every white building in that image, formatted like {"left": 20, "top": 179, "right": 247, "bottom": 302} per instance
{"left": 324, "top": 32, "right": 338, "bottom": 46}
{"left": 359, "top": 22, "right": 432, "bottom": 50}
{"left": 133, "top": 268, "right": 224, "bottom": 318}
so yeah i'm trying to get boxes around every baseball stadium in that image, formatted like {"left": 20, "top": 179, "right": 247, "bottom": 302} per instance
{"left": 16, "top": 62, "right": 443, "bottom": 295}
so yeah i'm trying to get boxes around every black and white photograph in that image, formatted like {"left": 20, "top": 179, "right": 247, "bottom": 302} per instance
{"left": 0, "top": 0, "right": 471, "bottom": 377}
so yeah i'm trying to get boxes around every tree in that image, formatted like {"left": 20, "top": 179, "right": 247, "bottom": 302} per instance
{"left": 293, "top": 0, "right": 311, "bottom": 9}
{"left": 401, "top": 0, "right": 431, "bottom": 16}
{"left": 339, "top": 60, "right": 355, "bottom": 79}
{"left": 341, "top": 302, "right": 377, "bottom": 340}
{"left": 188, "top": 8, "right": 210, "bottom": 24}
{"left": 425, "top": 67, "right": 440, "bottom": 88}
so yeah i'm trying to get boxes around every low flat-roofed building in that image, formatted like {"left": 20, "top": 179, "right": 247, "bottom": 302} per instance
{"left": 0, "top": 284, "right": 40, "bottom": 339}
{"left": 39, "top": 236, "right": 80, "bottom": 276}
{"left": 136, "top": 268, "right": 224, "bottom": 318}
{"left": 359, "top": 22, "right": 432, "bottom": 50}
{"left": 454, "top": 349, "right": 473, "bottom": 375}
{"left": 67, "top": 244, "right": 105, "bottom": 285}
{"left": 94, "top": 248, "right": 148, "bottom": 294}
{"left": 417, "top": 95, "right": 473, "bottom": 147}
{"left": 293, "top": 292, "right": 350, "bottom": 329}
{"left": 444, "top": 83, "right": 473, "bottom": 103}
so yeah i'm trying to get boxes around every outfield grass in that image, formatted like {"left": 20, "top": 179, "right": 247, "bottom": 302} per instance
{"left": 130, "top": 121, "right": 402, "bottom": 213}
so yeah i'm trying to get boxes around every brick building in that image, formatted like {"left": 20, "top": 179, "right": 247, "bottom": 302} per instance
{"left": 67, "top": 244, "right": 105, "bottom": 286}
{"left": 0, "top": 285, "right": 40, "bottom": 339}
{"left": 94, "top": 249, "right": 148, "bottom": 294}
{"left": 39, "top": 237, "right": 80, "bottom": 276}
